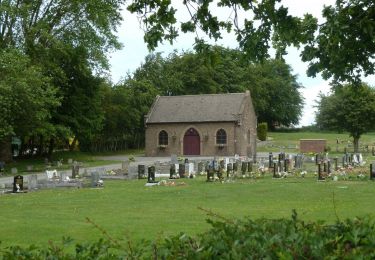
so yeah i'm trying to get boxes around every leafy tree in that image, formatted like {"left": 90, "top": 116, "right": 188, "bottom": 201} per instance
{"left": 128, "top": 0, "right": 374, "bottom": 84}
{"left": 315, "top": 84, "right": 375, "bottom": 152}
{"left": 0, "top": 0, "right": 124, "bottom": 157}
{"left": 0, "top": 49, "right": 59, "bottom": 162}
{"left": 243, "top": 59, "right": 304, "bottom": 128}
{"left": 302, "top": 0, "right": 375, "bottom": 83}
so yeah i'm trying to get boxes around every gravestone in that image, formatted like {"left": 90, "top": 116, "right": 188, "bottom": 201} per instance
{"left": 27, "top": 174, "right": 38, "bottom": 191}
{"left": 60, "top": 171, "right": 69, "bottom": 181}
{"left": 13, "top": 175, "right": 23, "bottom": 193}
{"left": 318, "top": 163, "right": 325, "bottom": 181}
{"left": 91, "top": 172, "right": 100, "bottom": 187}
{"left": 147, "top": 166, "right": 156, "bottom": 183}
{"left": 227, "top": 163, "right": 233, "bottom": 178}
{"left": 138, "top": 165, "right": 146, "bottom": 179}
{"left": 0, "top": 161, "right": 5, "bottom": 172}
{"left": 241, "top": 162, "right": 247, "bottom": 175}
{"left": 284, "top": 159, "right": 289, "bottom": 172}
{"left": 26, "top": 165, "right": 33, "bottom": 171}
{"left": 11, "top": 168, "right": 18, "bottom": 174}
{"left": 198, "top": 162, "right": 204, "bottom": 174}
{"left": 334, "top": 157, "right": 338, "bottom": 171}
{"left": 122, "top": 160, "right": 129, "bottom": 174}
{"left": 273, "top": 163, "right": 278, "bottom": 178}
{"left": 68, "top": 158, "right": 73, "bottom": 164}
{"left": 268, "top": 152, "right": 273, "bottom": 168}
{"left": 178, "top": 163, "right": 185, "bottom": 178}
{"left": 207, "top": 165, "right": 214, "bottom": 182}
{"left": 170, "top": 164, "right": 176, "bottom": 179}
{"left": 370, "top": 164, "right": 375, "bottom": 180}
{"left": 233, "top": 162, "right": 238, "bottom": 173}
{"left": 247, "top": 162, "right": 253, "bottom": 173}
{"left": 72, "top": 165, "right": 80, "bottom": 178}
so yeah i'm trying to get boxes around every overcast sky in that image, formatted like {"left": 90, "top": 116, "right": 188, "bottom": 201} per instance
{"left": 108, "top": 0, "right": 372, "bottom": 127}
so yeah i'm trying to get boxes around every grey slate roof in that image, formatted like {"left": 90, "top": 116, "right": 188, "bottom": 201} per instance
{"left": 146, "top": 92, "right": 247, "bottom": 124}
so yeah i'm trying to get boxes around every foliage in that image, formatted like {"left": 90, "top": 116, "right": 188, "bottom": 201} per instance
{"left": 257, "top": 122, "right": 268, "bottom": 141}
{"left": 301, "top": 0, "right": 375, "bottom": 83}
{"left": 315, "top": 84, "right": 375, "bottom": 152}
{"left": 0, "top": 0, "right": 124, "bottom": 159}
{"left": 128, "top": 0, "right": 374, "bottom": 84}
{"left": 1, "top": 212, "right": 375, "bottom": 258}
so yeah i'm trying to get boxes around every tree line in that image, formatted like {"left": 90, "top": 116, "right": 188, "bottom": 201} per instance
{"left": 1, "top": 0, "right": 374, "bottom": 161}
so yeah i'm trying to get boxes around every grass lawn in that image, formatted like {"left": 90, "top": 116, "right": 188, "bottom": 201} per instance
{"left": 0, "top": 176, "right": 374, "bottom": 248}
{"left": 257, "top": 131, "right": 375, "bottom": 154}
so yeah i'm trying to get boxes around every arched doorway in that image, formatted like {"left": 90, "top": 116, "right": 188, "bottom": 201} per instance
{"left": 183, "top": 128, "right": 200, "bottom": 155}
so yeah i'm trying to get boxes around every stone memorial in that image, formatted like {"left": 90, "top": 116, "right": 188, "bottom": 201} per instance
{"left": 11, "top": 168, "right": 18, "bottom": 174}
{"left": 207, "top": 165, "right": 214, "bottom": 182}
{"left": 268, "top": 152, "right": 273, "bottom": 168}
{"left": 170, "top": 164, "right": 176, "bottom": 179}
{"left": 273, "top": 162, "right": 279, "bottom": 178}
{"left": 26, "top": 165, "right": 33, "bottom": 171}
{"left": 178, "top": 163, "right": 185, "bottom": 178}
{"left": 198, "top": 162, "right": 204, "bottom": 174}
{"left": 68, "top": 158, "right": 73, "bottom": 164}
{"left": 227, "top": 163, "right": 233, "bottom": 178}
{"left": 72, "top": 165, "right": 80, "bottom": 178}
{"left": 247, "top": 162, "right": 253, "bottom": 173}
{"left": 122, "top": 160, "right": 129, "bottom": 174}
{"left": 27, "top": 174, "right": 38, "bottom": 191}
{"left": 233, "top": 162, "right": 238, "bottom": 173}
{"left": 148, "top": 166, "right": 156, "bottom": 183}
{"left": 138, "top": 164, "right": 146, "bottom": 179}
{"left": 91, "top": 172, "right": 101, "bottom": 187}
{"left": 13, "top": 175, "right": 24, "bottom": 193}
{"left": 318, "top": 163, "right": 325, "bottom": 181}
{"left": 241, "top": 162, "right": 247, "bottom": 175}
{"left": 370, "top": 164, "right": 375, "bottom": 180}
{"left": 334, "top": 157, "right": 338, "bottom": 171}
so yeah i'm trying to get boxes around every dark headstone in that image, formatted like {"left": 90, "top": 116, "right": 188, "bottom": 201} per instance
{"left": 241, "top": 162, "right": 247, "bottom": 175}
{"left": 371, "top": 164, "right": 375, "bottom": 180}
{"left": 247, "top": 162, "right": 253, "bottom": 173}
{"left": 318, "top": 163, "right": 325, "bottom": 180}
{"left": 178, "top": 163, "right": 185, "bottom": 178}
{"left": 227, "top": 163, "right": 233, "bottom": 178}
{"left": 207, "top": 166, "right": 214, "bottom": 182}
{"left": 170, "top": 164, "right": 176, "bottom": 179}
{"left": 138, "top": 164, "right": 146, "bottom": 179}
{"left": 72, "top": 165, "right": 80, "bottom": 178}
{"left": 148, "top": 166, "right": 156, "bottom": 183}
{"left": 268, "top": 152, "right": 273, "bottom": 168}
{"left": 13, "top": 175, "right": 23, "bottom": 192}
{"left": 233, "top": 162, "right": 238, "bottom": 172}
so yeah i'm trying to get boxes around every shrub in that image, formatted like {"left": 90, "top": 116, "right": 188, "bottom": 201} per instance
{"left": 2, "top": 211, "right": 375, "bottom": 259}
{"left": 257, "top": 122, "right": 268, "bottom": 141}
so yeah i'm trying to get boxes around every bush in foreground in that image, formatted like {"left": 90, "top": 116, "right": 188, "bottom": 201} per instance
{"left": 1, "top": 211, "right": 375, "bottom": 259}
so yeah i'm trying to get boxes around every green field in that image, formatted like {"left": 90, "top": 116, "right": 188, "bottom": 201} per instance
{"left": 1, "top": 176, "right": 374, "bottom": 248}
{"left": 257, "top": 131, "right": 375, "bottom": 154}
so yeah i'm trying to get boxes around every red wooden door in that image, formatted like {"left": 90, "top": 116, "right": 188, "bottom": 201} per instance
{"left": 183, "top": 128, "right": 200, "bottom": 155}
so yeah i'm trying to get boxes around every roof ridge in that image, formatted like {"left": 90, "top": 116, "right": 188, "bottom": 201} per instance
{"left": 159, "top": 92, "right": 244, "bottom": 98}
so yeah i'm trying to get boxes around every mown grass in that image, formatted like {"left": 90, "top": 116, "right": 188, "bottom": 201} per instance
{"left": 257, "top": 131, "right": 375, "bottom": 154}
{"left": 0, "top": 176, "right": 374, "bottom": 248}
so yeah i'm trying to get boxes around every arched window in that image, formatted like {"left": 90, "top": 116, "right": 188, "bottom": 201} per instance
{"left": 158, "top": 130, "right": 168, "bottom": 145}
{"left": 216, "top": 129, "right": 227, "bottom": 144}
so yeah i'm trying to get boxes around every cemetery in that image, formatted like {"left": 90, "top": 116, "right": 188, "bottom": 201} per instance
{"left": 1, "top": 133, "right": 375, "bottom": 249}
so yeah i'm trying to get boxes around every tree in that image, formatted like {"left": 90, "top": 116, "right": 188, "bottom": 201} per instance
{"left": 0, "top": 49, "right": 59, "bottom": 162}
{"left": 128, "top": 0, "right": 374, "bottom": 84}
{"left": 0, "top": 0, "right": 124, "bottom": 158}
{"left": 315, "top": 84, "right": 375, "bottom": 152}
{"left": 302, "top": 0, "right": 375, "bottom": 84}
